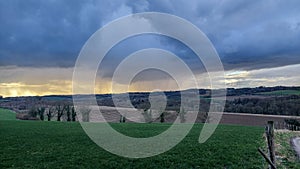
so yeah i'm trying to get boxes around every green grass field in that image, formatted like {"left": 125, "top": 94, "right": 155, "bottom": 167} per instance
{"left": 0, "top": 108, "right": 16, "bottom": 120}
{"left": 258, "top": 90, "right": 300, "bottom": 96}
{"left": 0, "top": 109, "right": 265, "bottom": 168}
{"left": 275, "top": 131, "right": 300, "bottom": 169}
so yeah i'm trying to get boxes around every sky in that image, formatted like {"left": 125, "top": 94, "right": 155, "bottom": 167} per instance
{"left": 0, "top": 0, "right": 300, "bottom": 97}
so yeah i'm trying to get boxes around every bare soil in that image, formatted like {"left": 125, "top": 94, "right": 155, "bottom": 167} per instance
{"left": 85, "top": 106, "right": 300, "bottom": 127}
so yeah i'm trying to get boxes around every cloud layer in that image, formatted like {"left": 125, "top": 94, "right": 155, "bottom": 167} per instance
{"left": 1, "top": 0, "right": 300, "bottom": 69}
{"left": 1, "top": 1, "right": 300, "bottom": 96}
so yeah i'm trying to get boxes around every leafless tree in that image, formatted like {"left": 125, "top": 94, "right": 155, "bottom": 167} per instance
{"left": 37, "top": 107, "right": 45, "bottom": 121}
{"left": 71, "top": 106, "right": 76, "bottom": 122}
{"left": 46, "top": 107, "right": 54, "bottom": 121}
{"left": 65, "top": 105, "right": 71, "bottom": 121}
{"left": 56, "top": 105, "right": 64, "bottom": 121}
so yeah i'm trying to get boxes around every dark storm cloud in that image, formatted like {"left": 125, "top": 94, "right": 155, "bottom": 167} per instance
{"left": 1, "top": 0, "right": 300, "bottom": 71}
{"left": 97, "top": 34, "right": 205, "bottom": 80}
{"left": 135, "top": 0, "right": 300, "bottom": 70}
{"left": 0, "top": 0, "right": 130, "bottom": 67}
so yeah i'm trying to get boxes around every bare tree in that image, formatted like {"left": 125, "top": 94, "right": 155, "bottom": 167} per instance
{"left": 37, "top": 107, "right": 45, "bottom": 121}
{"left": 46, "top": 107, "right": 53, "bottom": 121}
{"left": 160, "top": 112, "right": 165, "bottom": 123}
{"left": 71, "top": 106, "right": 76, "bottom": 122}
{"left": 65, "top": 105, "right": 71, "bottom": 122}
{"left": 56, "top": 105, "right": 64, "bottom": 121}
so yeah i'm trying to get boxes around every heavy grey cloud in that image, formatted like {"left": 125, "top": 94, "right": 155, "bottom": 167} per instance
{"left": 136, "top": 0, "right": 300, "bottom": 70}
{"left": 1, "top": 0, "right": 300, "bottom": 71}
{"left": 0, "top": 0, "right": 131, "bottom": 67}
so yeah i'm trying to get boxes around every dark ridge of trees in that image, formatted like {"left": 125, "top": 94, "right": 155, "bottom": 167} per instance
{"left": 226, "top": 86, "right": 300, "bottom": 96}
{"left": 224, "top": 95, "right": 300, "bottom": 116}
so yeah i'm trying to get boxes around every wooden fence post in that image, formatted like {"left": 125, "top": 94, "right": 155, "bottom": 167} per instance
{"left": 266, "top": 121, "right": 276, "bottom": 169}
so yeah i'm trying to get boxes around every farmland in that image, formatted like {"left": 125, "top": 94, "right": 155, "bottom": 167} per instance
{"left": 258, "top": 90, "right": 300, "bottom": 96}
{"left": 1, "top": 86, "right": 300, "bottom": 168}
{"left": 2, "top": 86, "right": 300, "bottom": 119}
{"left": 0, "top": 109, "right": 265, "bottom": 168}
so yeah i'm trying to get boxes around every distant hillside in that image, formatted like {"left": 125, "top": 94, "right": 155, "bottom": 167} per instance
{"left": 1, "top": 86, "right": 300, "bottom": 116}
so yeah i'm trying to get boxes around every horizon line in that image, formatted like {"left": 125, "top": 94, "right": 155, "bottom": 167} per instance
{"left": 1, "top": 85, "right": 299, "bottom": 98}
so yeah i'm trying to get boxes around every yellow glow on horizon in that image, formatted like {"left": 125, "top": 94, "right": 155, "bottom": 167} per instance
{"left": 1, "top": 64, "right": 300, "bottom": 97}
{"left": 0, "top": 81, "right": 73, "bottom": 98}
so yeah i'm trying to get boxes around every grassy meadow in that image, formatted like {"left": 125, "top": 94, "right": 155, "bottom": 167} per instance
{"left": 0, "top": 108, "right": 16, "bottom": 120}
{"left": 275, "top": 131, "right": 300, "bottom": 169}
{"left": 0, "top": 109, "right": 266, "bottom": 168}
{"left": 258, "top": 90, "right": 300, "bottom": 96}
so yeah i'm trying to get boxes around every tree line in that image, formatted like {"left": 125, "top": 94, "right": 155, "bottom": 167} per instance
{"left": 28, "top": 104, "right": 77, "bottom": 122}
{"left": 224, "top": 95, "right": 300, "bottom": 116}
